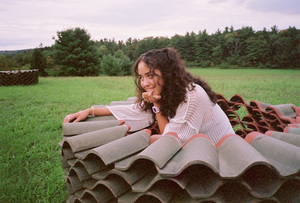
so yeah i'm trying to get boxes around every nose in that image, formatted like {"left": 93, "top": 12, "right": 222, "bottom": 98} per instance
{"left": 141, "top": 77, "right": 151, "bottom": 88}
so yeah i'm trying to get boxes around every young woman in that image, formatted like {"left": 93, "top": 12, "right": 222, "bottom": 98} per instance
{"left": 63, "top": 47, "right": 234, "bottom": 144}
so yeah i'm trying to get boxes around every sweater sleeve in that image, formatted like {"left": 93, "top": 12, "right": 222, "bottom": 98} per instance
{"left": 106, "top": 103, "right": 153, "bottom": 132}
{"left": 163, "top": 85, "right": 213, "bottom": 143}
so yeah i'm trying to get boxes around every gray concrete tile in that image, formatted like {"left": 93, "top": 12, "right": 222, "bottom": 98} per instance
{"left": 60, "top": 95, "right": 300, "bottom": 202}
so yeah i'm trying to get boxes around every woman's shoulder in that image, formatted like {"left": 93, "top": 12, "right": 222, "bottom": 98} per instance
{"left": 172, "top": 84, "right": 211, "bottom": 122}
{"left": 188, "top": 83, "right": 209, "bottom": 99}
{"left": 185, "top": 83, "right": 214, "bottom": 110}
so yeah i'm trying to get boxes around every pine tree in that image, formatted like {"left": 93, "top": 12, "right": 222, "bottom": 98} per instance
{"left": 30, "top": 48, "right": 47, "bottom": 76}
{"left": 52, "top": 27, "right": 100, "bottom": 76}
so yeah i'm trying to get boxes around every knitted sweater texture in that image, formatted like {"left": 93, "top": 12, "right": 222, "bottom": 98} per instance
{"left": 107, "top": 84, "right": 234, "bottom": 144}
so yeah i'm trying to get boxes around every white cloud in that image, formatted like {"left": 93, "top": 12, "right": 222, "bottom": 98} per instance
{"left": 243, "top": 0, "right": 300, "bottom": 14}
{"left": 0, "top": 0, "right": 299, "bottom": 50}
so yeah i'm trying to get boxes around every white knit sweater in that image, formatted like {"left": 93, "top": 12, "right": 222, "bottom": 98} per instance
{"left": 107, "top": 84, "right": 234, "bottom": 144}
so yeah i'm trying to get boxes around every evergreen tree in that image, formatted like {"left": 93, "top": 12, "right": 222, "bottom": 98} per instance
{"left": 272, "top": 27, "right": 300, "bottom": 68}
{"left": 52, "top": 27, "right": 100, "bottom": 76}
{"left": 97, "top": 45, "right": 110, "bottom": 58}
{"left": 125, "top": 38, "right": 139, "bottom": 60}
{"left": 170, "top": 34, "right": 188, "bottom": 62}
{"left": 114, "top": 49, "right": 133, "bottom": 75}
{"left": 196, "top": 30, "right": 212, "bottom": 67}
{"left": 211, "top": 29, "right": 225, "bottom": 65}
{"left": 133, "top": 37, "right": 170, "bottom": 60}
{"left": 3, "top": 25, "right": 300, "bottom": 70}
{"left": 0, "top": 55, "right": 10, "bottom": 71}
{"left": 181, "top": 32, "right": 196, "bottom": 62}
{"left": 30, "top": 48, "right": 47, "bottom": 76}
{"left": 100, "top": 54, "right": 123, "bottom": 76}
{"left": 245, "top": 35, "right": 270, "bottom": 67}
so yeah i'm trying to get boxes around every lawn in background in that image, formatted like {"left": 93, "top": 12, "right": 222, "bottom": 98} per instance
{"left": 0, "top": 69, "right": 299, "bottom": 202}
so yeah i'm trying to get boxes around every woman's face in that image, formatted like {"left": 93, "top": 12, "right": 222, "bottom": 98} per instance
{"left": 137, "top": 61, "right": 164, "bottom": 96}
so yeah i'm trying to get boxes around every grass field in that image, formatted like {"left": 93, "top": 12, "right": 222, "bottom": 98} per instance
{"left": 0, "top": 68, "right": 299, "bottom": 202}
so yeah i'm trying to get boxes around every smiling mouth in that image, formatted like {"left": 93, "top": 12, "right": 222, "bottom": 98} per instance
{"left": 144, "top": 87, "right": 154, "bottom": 91}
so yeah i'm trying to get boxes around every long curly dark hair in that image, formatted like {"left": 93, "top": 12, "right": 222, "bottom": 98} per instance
{"left": 133, "top": 47, "right": 217, "bottom": 119}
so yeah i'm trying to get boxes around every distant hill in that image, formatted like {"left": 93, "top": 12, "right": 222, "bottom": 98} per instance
{"left": 0, "top": 49, "right": 33, "bottom": 55}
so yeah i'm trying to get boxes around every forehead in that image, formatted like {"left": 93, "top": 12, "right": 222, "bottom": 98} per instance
{"left": 137, "top": 61, "right": 162, "bottom": 76}
{"left": 137, "top": 61, "right": 151, "bottom": 75}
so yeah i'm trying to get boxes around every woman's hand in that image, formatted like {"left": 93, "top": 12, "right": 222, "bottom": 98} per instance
{"left": 63, "top": 108, "right": 91, "bottom": 123}
{"left": 142, "top": 90, "right": 161, "bottom": 104}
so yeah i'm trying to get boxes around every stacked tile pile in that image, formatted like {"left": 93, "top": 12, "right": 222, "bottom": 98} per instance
{"left": 216, "top": 93, "right": 300, "bottom": 137}
{"left": 59, "top": 95, "right": 300, "bottom": 202}
{"left": 0, "top": 69, "right": 39, "bottom": 86}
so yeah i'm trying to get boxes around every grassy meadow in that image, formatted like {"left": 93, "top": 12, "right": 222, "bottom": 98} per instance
{"left": 0, "top": 68, "right": 299, "bottom": 202}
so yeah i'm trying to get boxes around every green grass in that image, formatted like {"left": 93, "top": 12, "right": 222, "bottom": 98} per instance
{"left": 189, "top": 68, "right": 300, "bottom": 106}
{"left": 0, "top": 69, "right": 299, "bottom": 202}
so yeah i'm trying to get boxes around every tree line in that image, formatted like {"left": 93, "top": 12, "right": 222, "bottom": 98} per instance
{"left": 0, "top": 25, "right": 299, "bottom": 76}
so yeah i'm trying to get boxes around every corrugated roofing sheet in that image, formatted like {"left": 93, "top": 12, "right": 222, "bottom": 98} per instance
{"left": 59, "top": 94, "right": 300, "bottom": 202}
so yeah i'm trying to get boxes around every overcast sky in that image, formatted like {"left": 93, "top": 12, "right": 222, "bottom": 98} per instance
{"left": 0, "top": 0, "right": 299, "bottom": 51}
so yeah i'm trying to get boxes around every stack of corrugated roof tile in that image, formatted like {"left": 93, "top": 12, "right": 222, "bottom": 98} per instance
{"left": 216, "top": 93, "right": 300, "bottom": 137}
{"left": 59, "top": 95, "right": 300, "bottom": 202}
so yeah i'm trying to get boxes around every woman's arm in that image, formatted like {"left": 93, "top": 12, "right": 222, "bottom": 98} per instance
{"left": 142, "top": 91, "right": 169, "bottom": 134}
{"left": 63, "top": 107, "right": 112, "bottom": 123}
{"left": 153, "top": 102, "right": 169, "bottom": 134}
